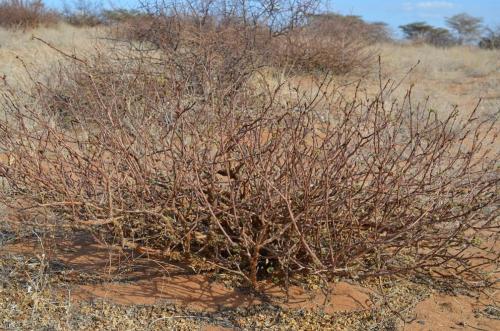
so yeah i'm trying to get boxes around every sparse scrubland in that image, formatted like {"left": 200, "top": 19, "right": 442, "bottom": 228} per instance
{"left": 0, "top": 1, "right": 498, "bottom": 330}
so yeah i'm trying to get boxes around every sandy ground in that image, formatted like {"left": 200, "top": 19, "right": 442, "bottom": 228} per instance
{"left": 0, "top": 228, "right": 498, "bottom": 330}
{"left": 2, "top": 231, "right": 373, "bottom": 313}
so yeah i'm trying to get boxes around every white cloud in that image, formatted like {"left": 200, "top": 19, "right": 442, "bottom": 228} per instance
{"left": 416, "top": 1, "right": 455, "bottom": 9}
{"left": 403, "top": 1, "right": 456, "bottom": 11}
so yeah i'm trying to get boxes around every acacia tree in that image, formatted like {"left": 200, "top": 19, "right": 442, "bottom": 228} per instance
{"left": 400, "top": 22, "right": 455, "bottom": 47}
{"left": 479, "top": 26, "right": 500, "bottom": 49}
{"left": 446, "top": 13, "right": 483, "bottom": 44}
{"left": 399, "top": 22, "right": 433, "bottom": 41}
{"left": 427, "top": 27, "right": 455, "bottom": 47}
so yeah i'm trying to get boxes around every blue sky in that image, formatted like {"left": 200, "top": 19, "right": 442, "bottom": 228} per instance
{"left": 46, "top": 0, "right": 500, "bottom": 33}
{"left": 327, "top": 1, "right": 500, "bottom": 33}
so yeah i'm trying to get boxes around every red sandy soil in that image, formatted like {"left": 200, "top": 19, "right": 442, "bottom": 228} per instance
{"left": 2, "top": 232, "right": 373, "bottom": 313}
{"left": 2, "top": 231, "right": 499, "bottom": 330}
{"left": 405, "top": 294, "right": 500, "bottom": 331}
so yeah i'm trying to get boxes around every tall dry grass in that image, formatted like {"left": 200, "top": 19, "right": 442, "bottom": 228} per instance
{"left": 0, "top": 24, "right": 103, "bottom": 88}
{"left": 378, "top": 43, "right": 500, "bottom": 81}
{"left": 375, "top": 43, "right": 500, "bottom": 121}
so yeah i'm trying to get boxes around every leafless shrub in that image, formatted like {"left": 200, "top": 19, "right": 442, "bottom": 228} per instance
{"left": 0, "top": 41, "right": 498, "bottom": 289}
{"left": 270, "top": 22, "right": 374, "bottom": 73}
{"left": 110, "top": 17, "right": 269, "bottom": 103}
{"left": 113, "top": 2, "right": 378, "bottom": 74}
{"left": 62, "top": 0, "right": 103, "bottom": 26}
{"left": 268, "top": 13, "right": 385, "bottom": 73}
{"left": 0, "top": 0, "right": 59, "bottom": 29}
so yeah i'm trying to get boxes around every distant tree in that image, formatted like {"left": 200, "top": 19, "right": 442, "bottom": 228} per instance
{"left": 427, "top": 27, "right": 456, "bottom": 47}
{"left": 479, "top": 26, "right": 500, "bottom": 49}
{"left": 399, "top": 22, "right": 434, "bottom": 41}
{"left": 400, "top": 22, "right": 456, "bottom": 47}
{"left": 368, "top": 21, "right": 393, "bottom": 42}
{"left": 62, "top": 0, "right": 103, "bottom": 26}
{"left": 102, "top": 8, "right": 144, "bottom": 23}
{"left": 446, "top": 13, "right": 483, "bottom": 44}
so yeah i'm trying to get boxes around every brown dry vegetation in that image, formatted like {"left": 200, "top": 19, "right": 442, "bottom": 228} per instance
{"left": 0, "top": 0, "right": 59, "bottom": 29}
{"left": 0, "top": 2, "right": 499, "bottom": 330}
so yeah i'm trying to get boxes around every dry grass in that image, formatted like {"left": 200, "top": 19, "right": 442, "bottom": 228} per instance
{"left": 376, "top": 43, "right": 500, "bottom": 117}
{"left": 0, "top": 23, "right": 103, "bottom": 88}
{"left": 261, "top": 43, "right": 499, "bottom": 126}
